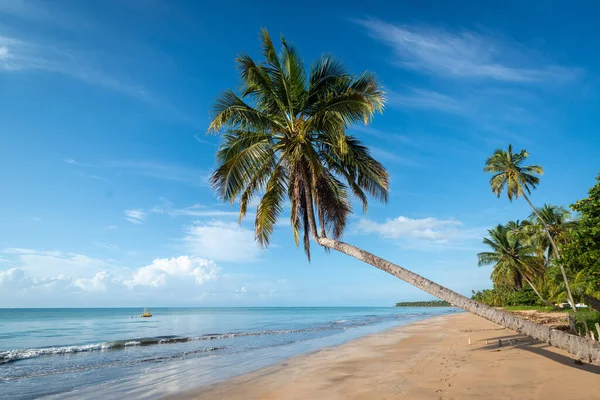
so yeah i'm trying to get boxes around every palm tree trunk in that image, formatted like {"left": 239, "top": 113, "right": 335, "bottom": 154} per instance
{"left": 522, "top": 193, "right": 577, "bottom": 313}
{"left": 522, "top": 276, "right": 554, "bottom": 307}
{"left": 317, "top": 236, "right": 600, "bottom": 365}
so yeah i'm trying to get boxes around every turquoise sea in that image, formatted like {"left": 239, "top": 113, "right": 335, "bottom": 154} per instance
{"left": 0, "top": 307, "right": 458, "bottom": 399}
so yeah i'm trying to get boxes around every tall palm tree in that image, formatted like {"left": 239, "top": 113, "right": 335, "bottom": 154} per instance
{"left": 209, "top": 30, "right": 600, "bottom": 364}
{"left": 484, "top": 145, "right": 577, "bottom": 312}
{"left": 477, "top": 224, "right": 548, "bottom": 305}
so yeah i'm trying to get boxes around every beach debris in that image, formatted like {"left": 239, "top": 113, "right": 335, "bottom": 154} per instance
{"left": 498, "top": 339, "right": 503, "bottom": 347}
{"left": 468, "top": 338, "right": 471, "bottom": 345}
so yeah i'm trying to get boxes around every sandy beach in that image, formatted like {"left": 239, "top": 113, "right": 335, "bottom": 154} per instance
{"left": 168, "top": 312, "right": 600, "bottom": 400}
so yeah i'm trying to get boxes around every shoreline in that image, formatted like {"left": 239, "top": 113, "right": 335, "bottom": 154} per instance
{"left": 167, "top": 313, "right": 600, "bottom": 400}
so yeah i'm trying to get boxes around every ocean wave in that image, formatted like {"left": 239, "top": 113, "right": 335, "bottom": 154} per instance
{"left": 0, "top": 314, "right": 419, "bottom": 364}
{"left": 0, "top": 327, "right": 327, "bottom": 364}
{"left": 0, "top": 346, "right": 224, "bottom": 382}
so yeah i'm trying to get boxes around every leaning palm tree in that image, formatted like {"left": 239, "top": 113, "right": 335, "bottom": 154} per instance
{"left": 484, "top": 145, "right": 577, "bottom": 312}
{"left": 478, "top": 224, "right": 549, "bottom": 305}
{"left": 209, "top": 30, "right": 600, "bottom": 364}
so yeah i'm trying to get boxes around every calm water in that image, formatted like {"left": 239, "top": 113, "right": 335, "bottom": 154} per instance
{"left": 0, "top": 307, "right": 458, "bottom": 399}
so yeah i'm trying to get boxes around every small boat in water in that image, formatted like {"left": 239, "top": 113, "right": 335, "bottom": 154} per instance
{"left": 140, "top": 308, "right": 152, "bottom": 318}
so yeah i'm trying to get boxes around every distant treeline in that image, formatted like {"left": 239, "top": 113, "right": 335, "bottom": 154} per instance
{"left": 395, "top": 300, "right": 452, "bottom": 307}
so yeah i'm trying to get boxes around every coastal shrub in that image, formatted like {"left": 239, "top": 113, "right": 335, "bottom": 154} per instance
{"left": 471, "top": 286, "right": 540, "bottom": 307}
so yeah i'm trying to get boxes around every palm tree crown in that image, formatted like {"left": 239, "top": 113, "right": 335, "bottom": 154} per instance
{"left": 208, "top": 29, "right": 389, "bottom": 260}
{"left": 478, "top": 224, "right": 544, "bottom": 290}
{"left": 484, "top": 144, "right": 543, "bottom": 201}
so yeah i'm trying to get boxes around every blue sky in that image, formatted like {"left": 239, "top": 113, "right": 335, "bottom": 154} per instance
{"left": 1, "top": 0, "right": 599, "bottom": 307}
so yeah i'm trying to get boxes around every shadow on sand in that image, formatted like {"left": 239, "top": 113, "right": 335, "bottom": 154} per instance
{"left": 474, "top": 333, "right": 600, "bottom": 375}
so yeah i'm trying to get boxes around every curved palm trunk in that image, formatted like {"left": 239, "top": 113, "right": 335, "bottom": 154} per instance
{"left": 317, "top": 236, "right": 600, "bottom": 365}
{"left": 522, "top": 276, "right": 554, "bottom": 308}
{"left": 522, "top": 193, "right": 577, "bottom": 312}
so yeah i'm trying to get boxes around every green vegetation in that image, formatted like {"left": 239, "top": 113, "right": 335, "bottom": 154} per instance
{"left": 504, "top": 305, "right": 561, "bottom": 312}
{"left": 561, "top": 175, "right": 600, "bottom": 301}
{"left": 395, "top": 300, "right": 452, "bottom": 307}
{"left": 483, "top": 145, "right": 576, "bottom": 311}
{"left": 475, "top": 153, "right": 600, "bottom": 335}
{"left": 472, "top": 286, "right": 540, "bottom": 307}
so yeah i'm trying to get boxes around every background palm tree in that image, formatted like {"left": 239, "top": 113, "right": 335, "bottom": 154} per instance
{"left": 529, "top": 204, "right": 578, "bottom": 262}
{"left": 478, "top": 224, "right": 549, "bottom": 305}
{"left": 484, "top": 145, "right": 577, "bottom": 312}
{"left": 209, "top": 30, "right": 600, "bottom": 364}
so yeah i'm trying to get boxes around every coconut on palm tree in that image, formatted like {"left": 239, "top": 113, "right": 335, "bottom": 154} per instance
{"left": 478, "top": 223, "right": 549, "bottom": 305}
{"left": 484, "top": 145, "right": 577, "bottom": 312}
{"left": 209, "top": 30, "right": 600, "bottom": 364}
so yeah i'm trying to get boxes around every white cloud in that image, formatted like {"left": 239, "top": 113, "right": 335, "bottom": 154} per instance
{"left": 358, "top": 216, "right": 463, "bottom": 243}
{"left": 1, "top": 248, "right": 111, "bottom": 277}
{"left": 236, "top": 286, "right": 247, "bottom": 293}
{"left": 0, "top": 267, "right": 72, "bottom": 292}
{"left": 73, "top": 271, "right": 113, "bottom": 292}
{"left": 355, "top": 18, "right": 579, "bottom": 82}
{"left": 124, "top": 209, "right": 146, "bottom": 224}
{"left": 182, "top": 221, "right": 261, "bottom": 263}
{"left": 0, "top": 267, "right": 25, "bottom": 284}
{"left": 124, "top": 256, "right": 219, "bottom": 288}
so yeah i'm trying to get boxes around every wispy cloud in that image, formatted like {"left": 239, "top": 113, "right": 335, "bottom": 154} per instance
{"left": 1, "top": 247, "right": 112, "bottom": 276}
{"left": 356, "top": 215, "right": 484, "bottom": 250}
{"left": 0, "top": 11, "right": 196, "bottom": 124}
{"left": 124, "top": 209, "right": 146, "bottom": 224}
{"left": 0, "top": 34, "right": 154, "bottom": 100}
{"left": 388, "top": 88, "right": 463, "bottom": 113}
{"left": 194, "top": 134, "right": 218, "bottom": 147}
{"left": 152, "top": 202, "right": 240, "bottom": 218}
{"left": 351, "top": 125, "right": 413, "bottom": 144}
{"left": 64, "top": 158, "right": 95, "bottom": 167}
{"left": 355, "top": 18, "right": 580, "bottom": 83}
{"left": 63, "top": 158, "right": 209, "bottom": 186}
{"left": 94, "top": 242, "right": 119, "bottom": 250}
{"left": 107, "top": 161, "right": 209, "bottom": 186}
{"left": 368, "top": 146, "right": 418, "bottom": 167}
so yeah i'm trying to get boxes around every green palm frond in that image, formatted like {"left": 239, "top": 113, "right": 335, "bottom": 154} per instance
{"left": 209, "top": 30, "right": 388, "bottom": 259}
{"left": 255, "top": 165, "right": 287, "bottom": 248}
{"left": 484, "top": 144, "right": 543, "bottom": 202}
{"left": 478, "top": 223, "right": 545, "bottom": 290}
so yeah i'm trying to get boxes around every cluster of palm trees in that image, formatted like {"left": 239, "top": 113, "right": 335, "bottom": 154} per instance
{"left": 477, "top": 205, "right": 579, "bottom": 307}
{"left": 208, "top": 30, "right": 600, "bottom": 364}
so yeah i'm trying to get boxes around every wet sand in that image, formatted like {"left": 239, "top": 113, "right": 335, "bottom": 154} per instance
{"left": 168, "top": 313, "right": 600, "bottom": 400}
